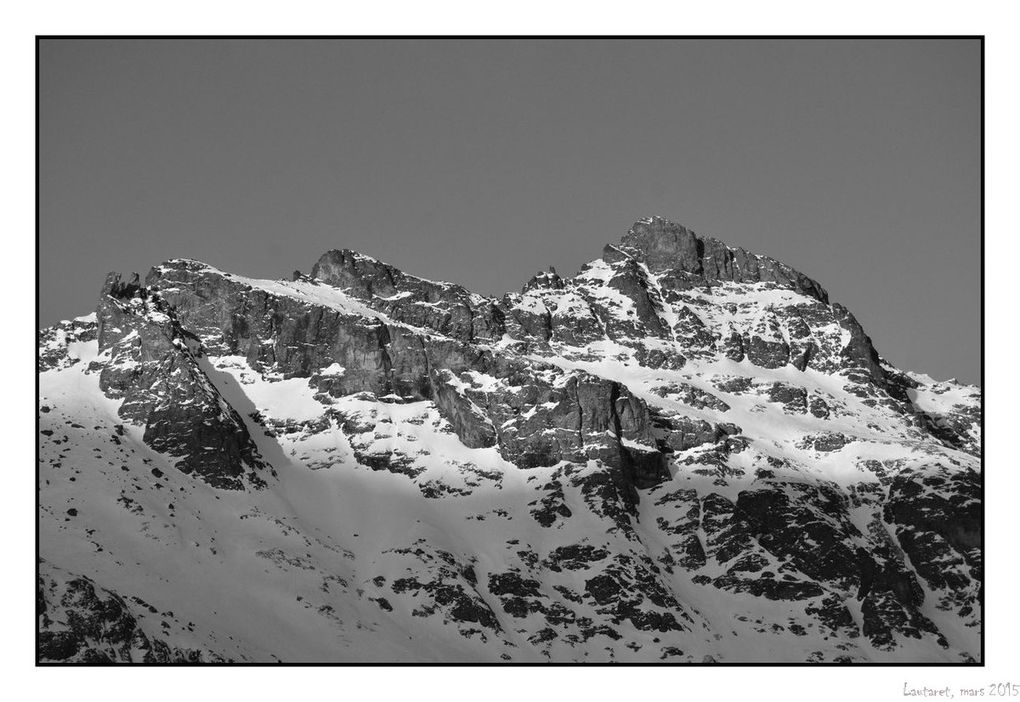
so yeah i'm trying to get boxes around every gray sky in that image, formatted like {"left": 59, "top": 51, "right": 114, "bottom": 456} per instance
{"left": 39, "top": 39, "right": 981, "bottom": 384}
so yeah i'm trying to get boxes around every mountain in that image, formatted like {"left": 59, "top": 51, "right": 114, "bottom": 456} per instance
{"left": 37, "top": 216, "right": 981, "bottom": 663}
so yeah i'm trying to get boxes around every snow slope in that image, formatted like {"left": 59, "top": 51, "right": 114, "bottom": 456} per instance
{"left": 38, "top": 218, "right": 981, "bottom": 663}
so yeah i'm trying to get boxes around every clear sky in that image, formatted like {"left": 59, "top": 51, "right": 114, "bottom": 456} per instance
{"left": 39, "top": 38, "right": 981, "bottom": 384}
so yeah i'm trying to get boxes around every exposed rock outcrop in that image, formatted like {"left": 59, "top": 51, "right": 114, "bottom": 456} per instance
{"left": 37, "top": 215, "right": 981, "bottom": 663}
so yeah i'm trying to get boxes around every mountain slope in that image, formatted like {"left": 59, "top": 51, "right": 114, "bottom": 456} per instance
{"left": 37, "top": 216, "right": 981, "bottom": 663}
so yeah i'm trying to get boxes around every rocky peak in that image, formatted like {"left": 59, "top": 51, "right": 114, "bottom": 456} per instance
{"left": 522, "top": 268, "right": 564, "bottom": 293}
{"left": 311, "top": 249, "right": 472, "bottom": 304}
{"left": 311, "top": 249, "right": 402, "bottom": 299}
{"left": 612, "top": 215, "right": 828, "bottom": 303}
{"left": 613, "top": 216, "right": 700, "bottom": 270}
{"left": 93, "top": 267, "right": 268, "bottom": 490}
{"left": 102, "top": 272, "right": 145, "bottom": 300}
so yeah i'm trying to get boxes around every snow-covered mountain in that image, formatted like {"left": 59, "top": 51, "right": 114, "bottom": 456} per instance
{"left": 37, "top": 216, "right": 981, "bottom": 663}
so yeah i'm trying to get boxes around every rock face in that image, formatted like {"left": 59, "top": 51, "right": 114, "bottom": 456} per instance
{"left": 38, "top": 560, "right": 224, "bottom": 663}
{"left": 38, "top": 215, "right": 981, "bottom": 663}
{"left": 94, "top": 273, "right": 267, "bottom": 490}
{"left": 614, "top": 216, "right": 829, "bottom": 302}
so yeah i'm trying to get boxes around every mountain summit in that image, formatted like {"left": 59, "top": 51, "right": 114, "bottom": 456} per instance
{"left": 38, "top": 216, "right": 981, "bottom": 663}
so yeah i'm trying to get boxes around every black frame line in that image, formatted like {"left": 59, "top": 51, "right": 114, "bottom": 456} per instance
{"left": 31, "top": 34, "right": 983, "bottom": 669}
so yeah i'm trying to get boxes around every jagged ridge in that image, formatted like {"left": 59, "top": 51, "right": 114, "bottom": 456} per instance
{"left": 38, "top": 216, "right": 981, "bottom": 663}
